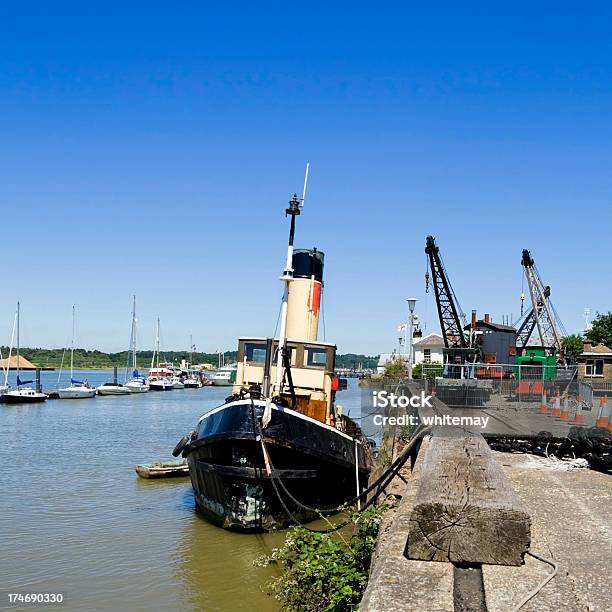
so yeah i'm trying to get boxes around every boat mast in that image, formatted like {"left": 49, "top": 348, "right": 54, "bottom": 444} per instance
{"left": 70, "top": 304, "right": 75, "bottom": 382}
{"left": 16, "top": 301, "right": 20, "bottom": 382}
{"left": 273, "top": 164, "right": 309, "bottom": 396}
{"left": 3, "top": 308, "right": 17, "bottom": 388}
{"left": 131, "top": 296, "right": 137, "bottom": 372}
{"left": 150, "top": 317, "right": 157, "bottom": 370}
{"left": 156, "top": 318, "right": 160, "bottom": 368}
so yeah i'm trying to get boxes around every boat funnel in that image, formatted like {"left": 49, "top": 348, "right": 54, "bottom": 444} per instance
{"left": 286, "top": 248, "right": 324, "bottom": 341}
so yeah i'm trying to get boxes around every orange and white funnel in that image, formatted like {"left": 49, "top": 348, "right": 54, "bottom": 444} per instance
{"left": 285, "top": 248, "right": 324, "bottom": 342}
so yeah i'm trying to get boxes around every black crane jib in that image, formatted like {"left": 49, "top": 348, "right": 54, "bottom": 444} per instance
{"left": 425, "top": 236, "right": 467, "bottom": 350}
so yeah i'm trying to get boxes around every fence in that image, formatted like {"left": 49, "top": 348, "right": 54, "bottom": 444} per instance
{"left": 419, "top": 362, "right": 595, "bottom": 416}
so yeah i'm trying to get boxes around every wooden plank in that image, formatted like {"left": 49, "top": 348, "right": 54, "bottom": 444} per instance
{"left": 405, "top": 431, "right": 531, "bottom": 566}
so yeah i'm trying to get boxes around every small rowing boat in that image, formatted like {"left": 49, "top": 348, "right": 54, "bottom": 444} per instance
{"left": 135, "top": 460, "right": 189, "bottom": 479}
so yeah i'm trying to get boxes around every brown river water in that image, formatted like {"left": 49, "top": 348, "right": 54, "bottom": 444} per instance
{"left": 0, "top": 371, "right": 366, "bottom": 612}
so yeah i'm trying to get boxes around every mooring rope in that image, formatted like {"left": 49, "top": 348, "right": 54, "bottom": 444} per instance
{"left": 513, "top": 550, "right": 558, "bottom": 612}
{"left": 250, "top": 397, "right": 430, "bottom": 532}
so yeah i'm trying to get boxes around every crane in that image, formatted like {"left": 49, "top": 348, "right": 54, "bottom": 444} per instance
{"left": 515, "top": 249, "right": 565, "bottom": 359}
{"left": 425, "top": 236, "right": 478, "bottom": 369}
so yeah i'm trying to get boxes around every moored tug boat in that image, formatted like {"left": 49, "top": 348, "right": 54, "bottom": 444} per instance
{"left": 174, "top": 191, "right": 373, "bottom": 531}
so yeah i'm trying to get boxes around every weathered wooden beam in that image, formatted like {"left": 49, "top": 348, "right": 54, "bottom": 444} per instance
{"left": 404, "top": 431, "right": 530, "bottom": 566}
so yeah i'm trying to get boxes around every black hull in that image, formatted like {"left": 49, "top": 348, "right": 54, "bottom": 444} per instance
{"left": 2, "top": 395, "right": 47, "bottom": 404}
{"left": 182, "top": 400, "right": 371, "bottom": 531}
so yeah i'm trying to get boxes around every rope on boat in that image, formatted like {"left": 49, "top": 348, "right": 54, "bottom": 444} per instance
{"left": 251, "top": 397, "right": 430, "bottom": 532}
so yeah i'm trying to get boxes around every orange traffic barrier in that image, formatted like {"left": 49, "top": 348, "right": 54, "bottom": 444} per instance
{"left": 595, "top": 395, "right": 610, "bottom": 429}
{"left": 551, "top": 392, "right": 562, "bottom": 417}
{"left": 560, "top": 394, "right": 570, "bottom": 421}
{"left": 539, "top": 391, "right": 549, "bottom": 414}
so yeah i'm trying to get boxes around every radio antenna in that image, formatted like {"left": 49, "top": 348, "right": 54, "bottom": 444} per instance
{"left": 300, "top": 162, "right": 310, "bottom": 208}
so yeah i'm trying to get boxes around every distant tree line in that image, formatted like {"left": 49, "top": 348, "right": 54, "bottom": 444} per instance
{"left": 0, "top": 347, "right": 238, "bottom": 369}
{"left": 1, "top": 347, "right": 380, "bottom": 370}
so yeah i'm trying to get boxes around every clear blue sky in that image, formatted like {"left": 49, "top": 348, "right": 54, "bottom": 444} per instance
{"left": 1, "top": 2, "right": 610, "bottom": 355}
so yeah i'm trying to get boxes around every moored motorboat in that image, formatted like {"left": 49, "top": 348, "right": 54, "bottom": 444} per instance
{"left": 183, "top": 377, "right": 202, "bottom": 389}
{"left": 148, "top": 377, "right": 173, "bottom": 391}
{"left": 174, "top": 188, "right": 373, "bottom": 531}
{"left": 125, "top": 377, "right": 149, "bottom": 393}
{"left": 210, "top": 364, "right": 237, "bottom": 386}
{"left": 96, "top": 382, "right": 130, "bottom": 396}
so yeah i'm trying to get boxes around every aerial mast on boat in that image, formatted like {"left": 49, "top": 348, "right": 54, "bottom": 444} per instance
{"left": 273, "top": 163, "right": 309, "bottom": 396}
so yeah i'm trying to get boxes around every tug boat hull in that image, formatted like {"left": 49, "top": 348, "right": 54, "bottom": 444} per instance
{"left": 182, "top": 399, "right": 370, "bottom": 531}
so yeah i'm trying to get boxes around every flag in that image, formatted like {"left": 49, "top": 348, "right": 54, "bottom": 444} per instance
{"left": 397, "top": 323, "right": 407, "bottom": 332}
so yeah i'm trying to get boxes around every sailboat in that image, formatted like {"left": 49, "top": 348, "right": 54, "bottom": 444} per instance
{"left": 58, "top": 305, "right": 96, "bottom": 399}
{"left": 0, "top": 310, "right": 17, "bottom": 398}
{"left": 3, "top": 302, "right": 47, "bottom": 404}
{"left": 173, "top": 183, "right": 373, "bottom": 531}
{"left": 147, "top": 318, "right": 173, "bottom": 391}
{"left": 125, "top": 296, "right": 149, "bottom": 393}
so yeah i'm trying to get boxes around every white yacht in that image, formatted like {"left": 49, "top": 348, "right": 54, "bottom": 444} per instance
{"left": 210, "top": 363, "right": 237, "bottom": 386}
{"left": 58, "top": 306, "right": 96, "bottom": 399}
{"left": 125, "top": 377, "right": 149, "bottom": 393}
{"left": 96, "top": 382, "right": 130, "bottom": 396}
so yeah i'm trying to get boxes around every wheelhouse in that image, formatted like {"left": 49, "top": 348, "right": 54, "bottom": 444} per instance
{"left": 233, "top": 336, "right": 337, "bottom": 424}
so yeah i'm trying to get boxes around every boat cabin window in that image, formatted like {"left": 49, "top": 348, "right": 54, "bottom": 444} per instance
{"left": 273, "top": 347, "right": 297, "bottom": 366}
{"left": 306, "top": 347, "right": 328, "bottom": 368}
{"left": 244, "top": 342, "right": 267, "bottom": 363}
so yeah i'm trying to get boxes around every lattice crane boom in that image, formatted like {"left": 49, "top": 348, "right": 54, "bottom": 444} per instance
{"left": 425, "top": 236, "right": 467, "bottom": 349}
{"left": 519, "top": 249, "right": 563, "bottom": 354}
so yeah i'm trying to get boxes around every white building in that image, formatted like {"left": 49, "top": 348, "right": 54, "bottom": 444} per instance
{"left": 412, "top": 333, "right": 444, "bottom": 366}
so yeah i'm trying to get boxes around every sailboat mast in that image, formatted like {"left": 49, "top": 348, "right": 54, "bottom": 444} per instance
{"left": 70, "top": 304, "right": 75, "bottom": 381}
{"left": 131, "top": 296, "right": 137, "bottom": 371}
{"left": 4, "top": 308, "right": 17, "bottom": 388}
{"left": 16, "top": 301, "right": 20, "bottom": 380}
{"left": 156, "top": 318, "right": 160, "bottom": 368}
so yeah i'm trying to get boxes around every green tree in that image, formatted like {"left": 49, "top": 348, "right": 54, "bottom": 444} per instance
{"left": 587, "top": 312, "right": 612, "bottom": 348}
{"left": 562, "top": 334, "right": 584, "bottom": 358}
{"left": 383, "top": 358, "right": 407, "bottom": 378}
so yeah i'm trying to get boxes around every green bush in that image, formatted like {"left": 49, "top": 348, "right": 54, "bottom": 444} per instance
{"left": 412, "top": 362, "right": 442, "bottom": 379}
{"left": 256, "top": 504, "right": 390, "bottom": 611}
{"left": 383, "top": 359, "right": 407, "bottom": 379}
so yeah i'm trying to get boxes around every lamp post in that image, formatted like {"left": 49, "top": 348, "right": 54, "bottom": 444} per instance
{"left": 407, "top": 298, "right": 417, "bottom": 379}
